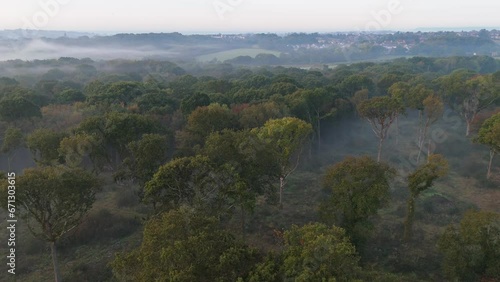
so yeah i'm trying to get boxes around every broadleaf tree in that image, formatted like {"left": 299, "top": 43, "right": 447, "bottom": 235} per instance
{"left": 0, "top": 167, "right": 99, "bottom": 282}
{"left": 320, "top": 156, "right": 395, "bottom": 245}
{"left": 253, "top": 117, "right": 312, "bottom": 207}
{"left": 357, "top": 96, "right": 403, "bottom": 162}
{"left": 404, "top": 154, "right": 449, "bottom": 241}
{"left": 475, "top": 112, "right": 500, "bottom": 179}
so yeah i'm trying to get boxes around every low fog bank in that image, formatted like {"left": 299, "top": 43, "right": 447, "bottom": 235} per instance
{"left": 0, "top": 39, "right": 181, "bottom": 61}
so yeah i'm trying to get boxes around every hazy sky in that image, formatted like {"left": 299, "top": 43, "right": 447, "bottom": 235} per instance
{"left": 3, "top": 0, "right": 499, "bottom": 33}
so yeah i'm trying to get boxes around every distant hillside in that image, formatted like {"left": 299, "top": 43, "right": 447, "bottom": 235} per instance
{"left": 0, "top": 30, "right": 499, "bottom": 63}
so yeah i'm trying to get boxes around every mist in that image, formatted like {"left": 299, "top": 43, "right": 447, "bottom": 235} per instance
{"left": 0, "top": 39, "right": 181, "bottom": 61}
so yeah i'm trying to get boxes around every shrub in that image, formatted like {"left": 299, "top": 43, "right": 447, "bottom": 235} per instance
{"left": 62, "top": 208, "right": 140, "bottom": 247}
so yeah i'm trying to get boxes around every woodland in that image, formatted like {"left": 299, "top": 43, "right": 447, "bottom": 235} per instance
{"left": 0, "top": 55, "right": 499, "bottom": 281}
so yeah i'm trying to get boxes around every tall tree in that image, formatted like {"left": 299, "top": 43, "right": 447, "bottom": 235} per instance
{"left": 0, "top": 94, "right": 42, "bottom": 123}
{"left": 286, "top": 88, "right": 338, "bottom": 149}
{"left": 388, "top": 81, "right": 410, "bottom": 145}
{"left": 202, "top": 129, "right": 280, "bottom": 233}
{"left": 179, "top": 103, "right": 239, "bottom": 153}
{"left": 253, "top": 117, "right": 312, "bottom": 207}
{"left": 239, "top": 101, "right": 288, "bottom": 129}
{"left": 416, "top": 94, "right": 445, "bottom": 164}
{"left": 180, "top": 92, "right": 211, "bottom": 115}
{"left": 58, "top": 133, "right": 94, "bottom": 169}
{"left": 357, "top": 96, "right": 402, "bottom": 162}
{"left": 26, "top": 129, "right": 68, "bottom": 166}
{"left": 86, "top": 81, "right": 144, "bottom": 107}
{"left": 143, "top": 155, "right": 234, "bottom": 214}
{"left": 0, "top": 167, "right": 99, "bottom": 282}
{"left": 111, "top": 207, "right": 259, "bottom": 282}
{"left": 475, "top": 113, "right": 500, "bottom": 179}
{"left": 437, "top": 70, "right": 498, "bottom": 136}
{"left": 120, "top": 133, "right": 169, "bottom": 185}
{"left": 438, "top": 210, "right": 500, "bottom": 281}
{"left": 404, "top": 154, "right": 448, "bottom": 241}
{"left": 320, "top": 156, "right": 395, "bottom": 245}
{"left": 282, "top": 223, "right": 361, "bottom": 281}
{"left": 75, "top": 112, "right": 165, "bottom": 170}
{"left": 461, "top": 75, "right": 498, "bottom": 136}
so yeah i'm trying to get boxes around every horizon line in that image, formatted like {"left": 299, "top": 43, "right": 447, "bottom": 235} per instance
{"left": 2, "top": 27, "right": 500, "bottom": 37}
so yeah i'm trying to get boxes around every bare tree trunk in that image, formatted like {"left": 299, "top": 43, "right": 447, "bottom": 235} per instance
{"left": 395, "top": 116, "right": 399, "bottom": 145}
{"left": 427, "top": 138, "right": 432, "bottom": 163}
{"left": 50, "top": 242, "right": 61, "bottom": 282}
{"left": 466, "top": 120, "right": 471, "bottom": 137}
{"left": 416, "top": 142, "right": 423, "bottom": 165}
{"left": 279, "top": 176, "right": 284, "bottom": 209}
{"left": 416, "top": 111, "right": 424, "bottom": 164}
{"left": 241, "top": 205, "right": 246, "bottom": 238}
{"left": 317, "top": 118, "right": 321, "bottom": 150}
{"left": 487, "top": 150, "right": 495, "bottom": 179}
{"left": 377, "top": 137, "right": 383, "bottom": 163}
{"left": 404, "top": 196, "right": 416, "bottom": 242}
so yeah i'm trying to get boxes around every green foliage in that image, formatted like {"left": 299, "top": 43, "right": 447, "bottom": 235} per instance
{"left": 476, "top": 112, "right": 500, "bottom": 154}
{"left": 75, "top": 112, "right": 166, "bottom": 169}
{"left": 87, "top": 81, "right": 144, "bottom": 106}
{"left": 357, "top": 96, "right": 403, "bottom": 122}
{"left": 407, "top": 154, "right": 449, "bottom": 197}
{"left": 0, "top": 94, "right": 42, "bottom": 122}
{"left": 407, "top": 84, "right": 433, "bottom": 111}
{"left": 357, "top": 96, "right": 402, "bottom": 161}
{"left": 254, "top": 117, "right": 312, "bottom": 205}
{"left": 239, "top": 101, "right": 289, "bottom": 129}
{"left": 436, "top": 68, "right": 477, "bottom": 105}
{"left": 422, "top": 94, "right": 445, "bottom": 124}
{"left": 437, "top": 70, "right": 498, "bottom": 135}
{"left": 134, "top": 90, "right": 176, "bottom": 114}
{"left": 181, "top": 103, "right": 239, "bottom": 150}
{"left": 54, "top": 89, "right": 86, "bottom": 104}
{"left": 64, "top": 208, "right": 140, "bottom": 246}
{"left": 387, "top": 81, "right": 409, "bottom": 106}
{"left": 104, "top": 112, "right": 164, "bottom": 154}
{"left": 203, "top": 129, "right": 280, "bottom": 190}
{"left": 255, "top": 117, "right": 312, "bottom": 172}
{"left": 438, "top": 210, "right": 500, "bottom": 281}
{"left": 111, "top": 207, "right": 260, "bottom": 282}
{"left": 286, "top": 88, "right": 341, "bottom": 147}
{"left": 1, "top": 127, "right": 24, "bottom": 154}
{"left": 338, "top": 74, "right": 374, "bottom": 96}
{"left": 475, "top": 113, "right": 500, "bottom": 179}
{"left": 247, "top": 254, "right": 283, "bottom": 282}
{"left": 144, "top": 156, "right": 228, "bottom": 213}
{"left": 27, "top": 129, "right": 68, "bottom": 166}
{"left": 202, "top": 129, "right": 281, "bottom": 218}
{"left": 73, "top": 118, "right": 110, "bottom": 172}
{"left": 0, "top": 166, "right": 98, "bottom": 242}
{"left": 404, "top": 154, "right": 449, "bottom": 240}
{"left": 116, "top": 133, "right": 169, "bottom": 189}
{"left": 58, "top": 134, "right": 94, "bottom": 168}
{"left": 282, "top": 223, "right": 361, "bottom": 281}
{"left": 320, "top": 156, "right": 395, "bottom": 244}
{"left": 180, "top": 92, "right": 211, "bottom": 115}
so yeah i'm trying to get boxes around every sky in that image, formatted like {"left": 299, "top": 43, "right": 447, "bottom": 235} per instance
{"left": 2, "top": 0, "right": 499, "bottom": 34}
